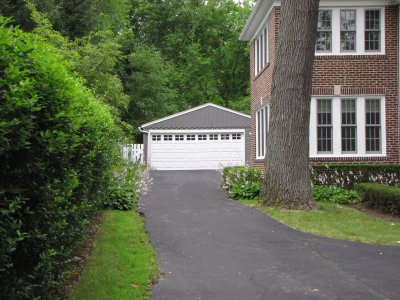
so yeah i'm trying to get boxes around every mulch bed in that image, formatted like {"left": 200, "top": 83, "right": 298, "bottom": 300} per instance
{"left": 350, "top": 203, "right": 400, "bottom": 222}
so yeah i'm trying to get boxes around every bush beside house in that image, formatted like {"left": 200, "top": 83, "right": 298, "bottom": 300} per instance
{"left": 356, "top": 183, "right": 400, "bottom": 217}
{"left": 222, "top": 165, "right": 400, "bottom": 210}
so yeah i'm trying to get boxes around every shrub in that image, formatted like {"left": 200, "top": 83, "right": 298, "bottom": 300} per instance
{"left": 102, "top": 162, "right": 142, "bottom": 210}
{"left": 355, "top": 183, "right": 400, "bottom": 216}
{"left": 311, "top": 164, "right": 400, "bottom": 188}
{"left": 0, "top": 18, "right": 120, "bottom": 298}
{"left": 222, "top": 166, "right": 262, "bottom": 200}
{"left": 312, "top": 186, "right": 360, "bottom": 205}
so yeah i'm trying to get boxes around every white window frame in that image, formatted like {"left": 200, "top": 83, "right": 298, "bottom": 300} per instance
{"left": 310, "top": 96, "right": 386, "bottom": 157}
{"left": 256, "top": 104, "right": 269, "bottom": 159}
{"left": 254, "top": 24, "right": 269, "bottom": 76}
{"left": 316, "top": 7, "right": 385, "bottom": 56}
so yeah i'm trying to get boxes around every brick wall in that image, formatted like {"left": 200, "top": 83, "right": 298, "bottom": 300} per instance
{"left": 250, "top": 5, "right": 399, "bottom": 169}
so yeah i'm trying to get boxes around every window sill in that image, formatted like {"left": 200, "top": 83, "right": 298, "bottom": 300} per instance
{"left": 254, "top": 63, "right": 270, "bottom": 80}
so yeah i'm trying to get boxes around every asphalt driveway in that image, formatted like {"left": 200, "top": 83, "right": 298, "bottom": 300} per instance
{"left": 140, "top": 171, "right": 400, "bottom": 300}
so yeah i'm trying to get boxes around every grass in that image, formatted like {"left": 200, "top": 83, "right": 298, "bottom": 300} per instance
{"left": 68, "top": 210, "right": 158, "bottom": 300}
{"left": 240, "top": 199, "right": 400, "bottom": 246}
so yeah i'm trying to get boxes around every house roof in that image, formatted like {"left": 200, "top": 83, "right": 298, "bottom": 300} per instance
{"left": 239, "top": 0, "right": 399, "bottom": 42}
{"left": 139, "top": 103, "right": 250, "bottom": 131}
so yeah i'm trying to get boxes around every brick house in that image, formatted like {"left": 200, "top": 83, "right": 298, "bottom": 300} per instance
{"left": 239, "top": 0, "right": 400, "bottom": 169}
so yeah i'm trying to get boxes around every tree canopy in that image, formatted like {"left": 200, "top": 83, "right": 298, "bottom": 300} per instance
{"left": 1, "top": 0, "right": 252, "bottom": 140}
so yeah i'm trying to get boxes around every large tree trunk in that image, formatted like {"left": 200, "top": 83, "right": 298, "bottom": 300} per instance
{"left": 263, "top": 0, "right": 319, "bottom": 210}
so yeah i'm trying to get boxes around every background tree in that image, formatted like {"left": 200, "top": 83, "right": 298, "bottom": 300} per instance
{"left": 263, "top": 0, "right": 320, "bottom": 209}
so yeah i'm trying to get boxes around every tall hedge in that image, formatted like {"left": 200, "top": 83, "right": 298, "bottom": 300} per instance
{"left": 0, "top": 18, "right": 120, "bottom": 298}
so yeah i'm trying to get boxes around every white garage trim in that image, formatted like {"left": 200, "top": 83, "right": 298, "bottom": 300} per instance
{"left": 148, "top": 129, "right": 246, "bottom": 170}
{"left": 148, "top": 129, "right": 245, "bottom": 133}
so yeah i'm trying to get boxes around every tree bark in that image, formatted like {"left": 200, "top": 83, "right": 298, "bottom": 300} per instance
{"left": 263, "top": 0, "right": 320, "bottom": 210}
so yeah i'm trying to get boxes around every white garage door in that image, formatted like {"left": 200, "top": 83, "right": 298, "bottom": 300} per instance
{"left": 148, "top": 131, "right": 245, "bottom": 170}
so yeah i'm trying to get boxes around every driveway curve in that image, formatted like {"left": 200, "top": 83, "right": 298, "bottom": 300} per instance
{"left": 140, "top": 170, "right": 400, "bottom": 300}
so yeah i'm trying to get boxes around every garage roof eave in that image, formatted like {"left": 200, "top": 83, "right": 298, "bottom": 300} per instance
{"left": 140, "top": 103, "right": 250, "bottom": 129}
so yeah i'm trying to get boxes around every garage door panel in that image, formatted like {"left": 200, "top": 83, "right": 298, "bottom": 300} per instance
{"left": 149, "top": 132, "right": 245, "bottom": 170}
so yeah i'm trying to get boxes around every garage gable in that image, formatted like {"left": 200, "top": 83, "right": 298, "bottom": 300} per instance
{"left": 140, "top": 103, "right": 250, "bottom": 130}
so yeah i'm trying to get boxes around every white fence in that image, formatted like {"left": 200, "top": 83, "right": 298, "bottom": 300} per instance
{"left": 121, "top": 144, "right": 144, "bottom": 163}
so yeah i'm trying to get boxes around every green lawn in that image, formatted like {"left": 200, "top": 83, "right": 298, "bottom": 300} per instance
{"left": 240, "top": 199, "right": 400, "bottom": 246}
{"left": 68, "top": 210, "right": 158, "bottom": 300}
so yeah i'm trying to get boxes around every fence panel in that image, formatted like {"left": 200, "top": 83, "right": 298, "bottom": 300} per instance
{"left": 121, "top": 144, "right": 144, "bottom": 163}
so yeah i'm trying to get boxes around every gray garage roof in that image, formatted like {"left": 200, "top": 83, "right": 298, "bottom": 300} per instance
{"left": 139, "top": 103, "right": 250, "bottom": 130}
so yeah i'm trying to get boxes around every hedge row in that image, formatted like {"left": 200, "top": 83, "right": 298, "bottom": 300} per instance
{"left": 0, "top": 18, "right": 121, "bottom": 298}
{"left": 311, "top": 164, "right": 400, "bottom": 188}
{"left": 356, "top": 183, "right": 400, "bottom": 217}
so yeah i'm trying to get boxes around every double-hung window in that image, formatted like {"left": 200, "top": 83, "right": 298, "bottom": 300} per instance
{"left": 254, "top": 25, "right": 268, "bottom": 75}
{"left": 317, "top": 99, "right": 333, "bottom": 153}
{"left": 310, "top": 97, "right": 385, "bottom": 157}
{"left": 366, "top": 99, "right": 381, "bottom": 153}
{"left": 365, "top": 10, "right": 381, "bottom": 51}
{"left": 256, "top": 105, "right": 269, "bottom": 159}
{"left": 340, "top": 10, "right": 357, "bottom": 51}
{"left": 316, "top": 10, "right": 332, "bottom": 52}
{"left": 341, "top": 99, "right": 357, "bottom": 153}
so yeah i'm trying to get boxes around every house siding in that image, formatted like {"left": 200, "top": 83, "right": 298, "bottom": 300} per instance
{"left": 249, "top": 5, "right": 399, "bottom": 170}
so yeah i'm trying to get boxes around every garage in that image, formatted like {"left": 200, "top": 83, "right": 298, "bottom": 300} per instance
{"left": 139, "top": 103, "right": 250, "bottom": 170}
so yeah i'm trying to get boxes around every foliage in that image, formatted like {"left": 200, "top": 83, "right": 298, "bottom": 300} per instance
{"left": 0, "top": 0, "right": 130, "bottom": 38}
{"left": 126, "top": 0, "right": 251, "bottom": 116}
{"left": 356, "top": 183, "right": 400, "bottom": 217}
{"left": 222, "top": 166, "right": 262, "bottom": 200}
{"left": 102, "top": 162, "right": 143, "bottom": 211}
{"left": 68, "top": 210, "right": 158, "bottom": 299}
{"left": 0, "top": 18, "right": 120, "bottom": 298}
{"left": 312, "top": 186, "right": 361, "bottom": 205}
{"left": 121, "top": 44, "right": 179, "bottom": 139}
{"left": 241, "top": 200, "right": 400, "bottom": 246}
{"left": 28, "top": 5, "right": 132, "bottom": 133}
{"left": 311, "top": 164, "right": 400, "bottom": 188}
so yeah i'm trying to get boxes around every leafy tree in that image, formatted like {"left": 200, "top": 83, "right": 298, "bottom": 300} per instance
{"left": 128, "top": 0, "right": 251, "bottom": 112}
{"left": 263, "top": 0, "right": 319, "bottom": 209}
{"left": 0, "top": 0, "right": 130, "bottom": 38}
{"left": 121, "top": 44, "right": 179, "bottom": 139}
{"left": 28, "top": 4, "right": 132, "bottom": 133}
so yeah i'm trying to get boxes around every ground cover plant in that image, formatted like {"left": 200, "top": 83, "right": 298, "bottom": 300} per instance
{"left": 222, "top": 166, "right": 262, "bottom": 200}
{"left": 0, "top": 17, "right": 120, "bottom": 298}
{"left": 67, "top": 210, "right": 158, "bottom": 300}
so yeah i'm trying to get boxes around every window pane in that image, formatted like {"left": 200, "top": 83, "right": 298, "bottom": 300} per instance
{"left": 264, "top": 28, "right": 268, "bottom": 64}
{"left": 341, "top": 99, "right": 357, "bottom": 152}
{"left": 261, "top": 108, "right": 265, "bottom": 157}
{"left": 317, "top": 99, "right": 333, "bottom": 152}
{"left": 341, "top": 10, "right": 356, "bottom": 51}
{"left": 341, "top": 10, "right": 356, "bottom": 31}
{"left": 257, "top": 110, "right": 261, "bottom": 156}
{"left": 365, "top": 10, "right": 380, "bottom": 51}
{"left": 366, "top": 10, "right": 380, "bottom": 30}
{"left": 366, "top": 99, "right": 381, "bottom": 152}
{"left": 316, "top": 10, "right": 332, "bottom": 51}
{"left": 341, "top": 32, "right": 356, "bottom": 51}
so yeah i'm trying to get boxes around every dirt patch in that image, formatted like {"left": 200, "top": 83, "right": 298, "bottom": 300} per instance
{"left": 350, "top": 203, "right": 400, "bottom": 222}
{"left": 60, "top": 213, "right": 105, "bottom": 299}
